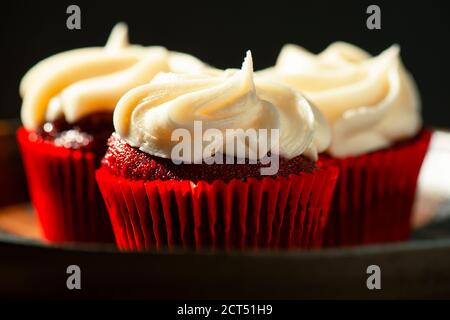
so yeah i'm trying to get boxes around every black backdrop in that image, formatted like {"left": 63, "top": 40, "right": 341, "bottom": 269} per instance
{"left": 1, "top": 0, "right": 449, "bottom": 127}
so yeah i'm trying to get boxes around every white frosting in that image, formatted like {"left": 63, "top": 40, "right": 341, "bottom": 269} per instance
{"left": 258, "top": 42, "right": 422, "bottom": 157}
{"left": 20, "top": 23, "right": 209, "bottom": 130}
{"left": 114, "top": 51, "right": 330, "bottom": 162}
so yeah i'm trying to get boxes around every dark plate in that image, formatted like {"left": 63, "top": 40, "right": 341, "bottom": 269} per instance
{"left": 1, "top": 230, "right": 450, "bottom": 299}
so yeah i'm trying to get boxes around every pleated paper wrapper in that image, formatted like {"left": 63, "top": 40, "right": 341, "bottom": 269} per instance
{"left": 17, "top": 128, "right": 115, "bottom": 244}
{"left": 322, "top": 129, "right": 432, "bottom": 247}
{"left": 97, "top": 162, "right": 338, "bottom": 250}
{"left": 96, "top": 163, "right": 339, "bottom": 250}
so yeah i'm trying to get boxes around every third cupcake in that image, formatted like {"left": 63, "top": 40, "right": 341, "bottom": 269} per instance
{"left": 259, "top": 42, "right": 431, "bottom": 246}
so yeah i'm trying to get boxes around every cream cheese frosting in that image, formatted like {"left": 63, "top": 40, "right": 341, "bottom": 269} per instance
{"left": 20, "top": 23, "right": 209, "bottom": 130}
{"left": 258, "top": 42, "right": 422, "bottom": 157}
{"left": 114, "top": 51, "right": 330, "bottom": 162}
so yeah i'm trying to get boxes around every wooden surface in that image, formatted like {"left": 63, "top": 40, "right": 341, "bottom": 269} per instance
{"left": 0, "top": 204, "right": 42, "bottom": 240}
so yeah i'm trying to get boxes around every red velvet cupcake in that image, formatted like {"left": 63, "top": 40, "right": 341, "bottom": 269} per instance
{"left": 17, "top": 23, "right": 209, "bottom": 243}
{"left": 258, "top": 42, "right": 431, "bottom": 246}
{"left": 96, "top": 52, "right": 339, "bottom": 250}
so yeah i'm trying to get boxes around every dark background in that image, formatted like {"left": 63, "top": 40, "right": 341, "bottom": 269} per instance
{"left": 1, "top": 0, "right": 449, "bottom": 127}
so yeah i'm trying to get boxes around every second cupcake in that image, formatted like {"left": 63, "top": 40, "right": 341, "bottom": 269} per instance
{"left": 96, "top": 51, "right": 339, "bottom": 250}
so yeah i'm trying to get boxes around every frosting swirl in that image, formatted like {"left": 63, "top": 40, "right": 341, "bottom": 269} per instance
{"left": 258, "top": 42, "right": 422, "bottom": 157}
{"left": 20, "top": 23, "right": 208, "bottom": 130}
{"left": 114, "top": 51, "right": 330, "bottom": 162}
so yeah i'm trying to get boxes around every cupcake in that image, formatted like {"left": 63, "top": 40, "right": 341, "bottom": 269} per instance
{"left": 95, "top": 51, "right": 339, "bottom": 250}
{"left": 259, "top": 42, "right": 431, "bottom": 246}
{"left": 17, "top": 23, "right": 209, "bottom": 243}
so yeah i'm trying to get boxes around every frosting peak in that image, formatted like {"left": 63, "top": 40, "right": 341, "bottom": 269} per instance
{"left": 114, "top": 51, "right": 330, "bottom": 162}
{"left": 258, "top": 42, "right": 422, "bottom": 157}
{"left": 20, "top": 23, "right": 209, "bottom": 130}
{"left": 105, "top": 22, "right": 129, "bottom": 51}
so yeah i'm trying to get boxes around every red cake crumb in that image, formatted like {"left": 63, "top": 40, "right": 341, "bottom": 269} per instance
{"left": 33, "top": 112, "right": 114, "bottom": 154}
{"left": 102, "top": 133, "right": 317, "bottom": 182}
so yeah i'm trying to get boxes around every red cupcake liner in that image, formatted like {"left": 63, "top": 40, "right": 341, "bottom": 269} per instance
{"left": 322, "top": 129, "right": 432, "bottom": 247}
{"left": 17, "top": 128, "right": 115, "bottom": 244}
{"left": 96, "top": 163, "right": 339, "bottom": 250}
